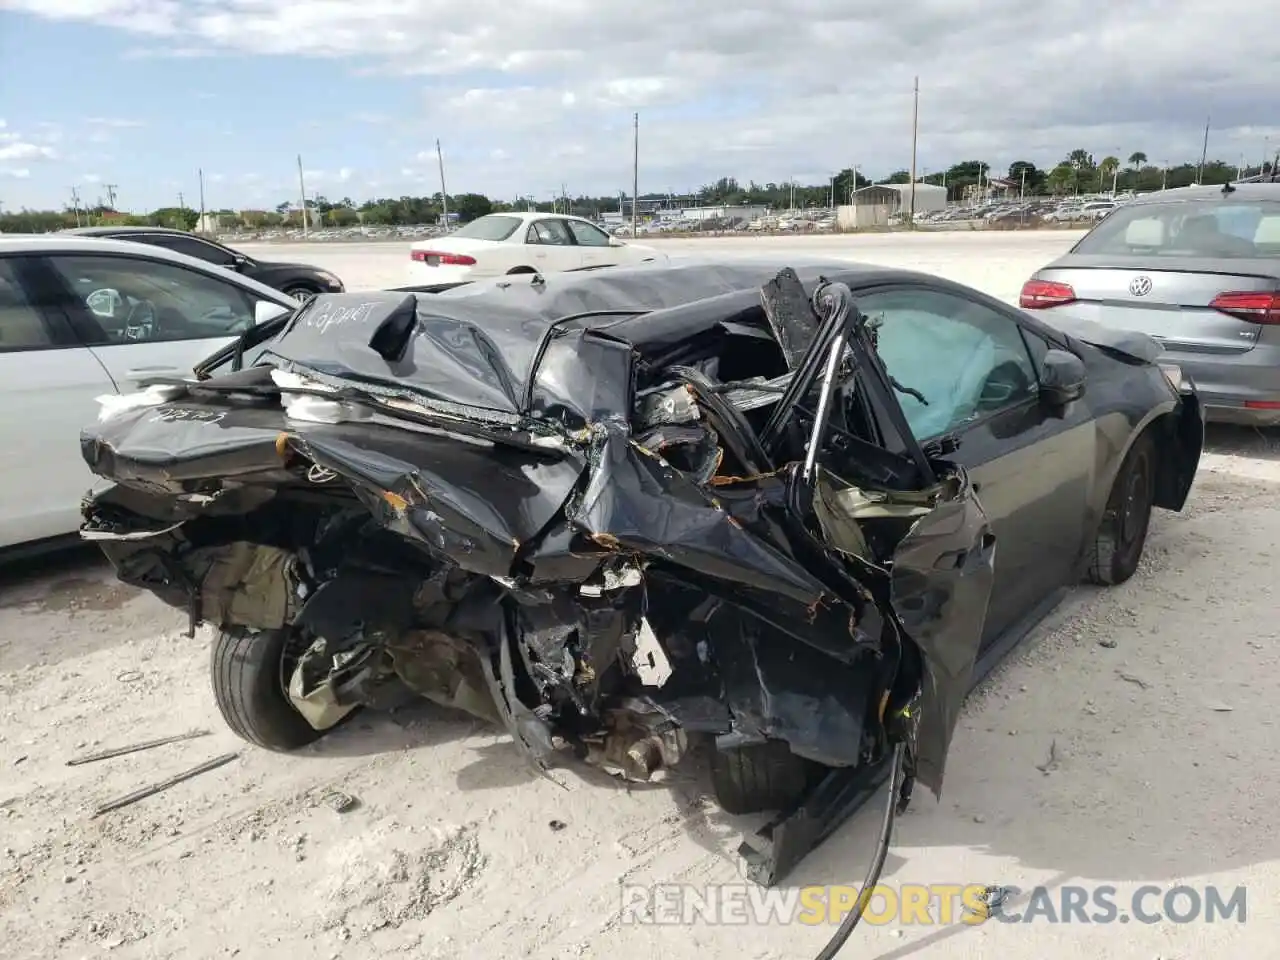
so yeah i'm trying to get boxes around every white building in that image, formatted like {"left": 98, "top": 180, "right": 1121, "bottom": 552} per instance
{"left": 835, "top": 183, "right": 948, "bottom": 228}
{"left": 678, "top": 204, "right": 769, "bottom": 223}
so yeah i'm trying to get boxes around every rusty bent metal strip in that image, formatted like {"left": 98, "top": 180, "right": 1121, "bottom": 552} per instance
{"left": 77, "top": 263, "right": 997, "bottom": 883}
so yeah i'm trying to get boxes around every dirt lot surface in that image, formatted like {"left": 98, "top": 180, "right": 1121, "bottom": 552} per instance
{"left": 3, "top": 230, "right": 1277, "bottom": 960}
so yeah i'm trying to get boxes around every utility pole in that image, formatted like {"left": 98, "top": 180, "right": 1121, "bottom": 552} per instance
{"left": 1198, "top": 117, "right": 1210, "bottom": 184}
{"left": 435, "top": 139, "right": 449, "bottom": 229}
{"left": 296, "top": 154, "right": 309, "bottom": 238}
{"left": 1020, "top": 167, "right": 1027, "bottom": 200}
{"left": 908, "top": 75, "right": 919, "bottom": 222}
{"left": 70, "top": 186, "right": 83, "bottom": 227}
{"left": 198, "top": 168, "right": 207, "bottom": 234}
{"left": 631, "top": 112, "right": 639, "bottom": 238}
{"left": 104, "top": 183, "right": 118, "bottom": 210}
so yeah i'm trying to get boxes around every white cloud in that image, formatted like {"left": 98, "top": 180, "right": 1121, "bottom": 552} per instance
{"left": 4, "top": 0, "right": 1280, "bottom": 204}
{"left": 298, "top": 168, "right": 354, "bottom": 184}
{"left": 0, "top": 142, "right": 57, "bottom": 162}
{"left": 82, "top": 173, "right": 101, "bottom": 183}
{"left": 85, "top": 117, "right": 146, "bottom": 128}
{"left": 0, "top": 168, "right": 30, "bottom": 179}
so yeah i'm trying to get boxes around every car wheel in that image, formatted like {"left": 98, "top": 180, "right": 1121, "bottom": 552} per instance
{"left": 210, "top": 626, "right": 340, "bottom": 751}
{"left": 709, "top": 740, "right": 821, "bottom": 815}
{"left": 1087, "top": 431, "right": 1156, "bottom": 586}
{"left": 282, "top": 283, "right": 319, "bottom": 299}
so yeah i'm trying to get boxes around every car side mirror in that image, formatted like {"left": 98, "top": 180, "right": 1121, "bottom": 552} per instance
{"left": 86, "top": 288, "right": 123, "bottom": 319}
{"left": 1040, "top": 348, "right": 1086, "bottom": 408}
{"left": 254, "top": 300, "right": 292, "bottom": 325}
{"left": 232, "top": 255, "right": 251, "bottom": 271}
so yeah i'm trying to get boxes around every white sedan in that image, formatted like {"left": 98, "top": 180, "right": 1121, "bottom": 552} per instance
{"left": 407, "top": 212, "right": 667, "bottom": 283}
{"left": 0, "top": 235, "right": 297, "bottom": 553}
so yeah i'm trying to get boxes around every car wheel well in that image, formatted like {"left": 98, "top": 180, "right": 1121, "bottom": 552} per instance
{"left": 1149, "top": 400, "right": 1203, "bottom": 512}
{"left": 1086, "top": 429, "right": 1156, "bottom": 586}
{"left": 507, "top": 266, "right": 536, "bottom": 275}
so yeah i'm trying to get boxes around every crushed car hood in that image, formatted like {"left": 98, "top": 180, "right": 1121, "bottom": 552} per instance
{"left": 255, "top": 260, "right": 903, "bottom": 417}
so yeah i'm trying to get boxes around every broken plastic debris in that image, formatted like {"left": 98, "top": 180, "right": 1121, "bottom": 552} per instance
{"left": 631, "top": 618, "right": 672, "bottom": 688}
{"left": 95, "top": 384, "right": 184, "bottom": 422}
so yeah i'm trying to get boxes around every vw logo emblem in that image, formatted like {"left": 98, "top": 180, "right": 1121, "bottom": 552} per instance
{"left": 1129, "top": 275, "right": 1153, "bottom": 297}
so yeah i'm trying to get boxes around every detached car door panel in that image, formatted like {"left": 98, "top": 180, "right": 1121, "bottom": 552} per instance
{"left": 0, "top": 256, "right": 118, "bottom": 547}
{"left": 856, "top": 286, "right": 1092, "bottom": 645}
{"left": 42, "top": 253, "right": 269, "bottom": 389}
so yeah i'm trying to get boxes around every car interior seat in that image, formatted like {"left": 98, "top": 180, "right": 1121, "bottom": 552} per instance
{"left": 0, "top": 281, "right": 50, "bottom": 348}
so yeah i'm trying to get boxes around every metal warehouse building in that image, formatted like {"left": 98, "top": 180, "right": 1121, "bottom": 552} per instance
{"left": 836, "top": 182, "right": 948, "bottom": 228}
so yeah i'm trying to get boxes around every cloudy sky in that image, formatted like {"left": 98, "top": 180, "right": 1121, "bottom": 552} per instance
{"left": 0, "top": 0, "right": 1277, "bottom": 212}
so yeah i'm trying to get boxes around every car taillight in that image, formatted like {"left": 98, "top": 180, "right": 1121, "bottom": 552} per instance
{"left": 1019, "top": 279, "right": 1076, "bottom": 309}
{"left": 409, "top": 250, "right": 476, "bottom": 266}
{"left": 1208, "top": 291, "right": 1280, "bottom": 325}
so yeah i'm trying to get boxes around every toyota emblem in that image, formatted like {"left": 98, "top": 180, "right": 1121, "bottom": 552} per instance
{"left": 1129, "top": 275, "right": 1153, "bottom": 297}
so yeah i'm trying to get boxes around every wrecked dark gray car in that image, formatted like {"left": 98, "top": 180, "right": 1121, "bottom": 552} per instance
{"left": 77, "top": 260, "right": 1202, "bottom": 883}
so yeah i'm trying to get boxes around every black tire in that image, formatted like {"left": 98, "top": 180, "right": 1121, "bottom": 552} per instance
{"left": 281, "top": 283, "right": 320, "bottom": 299}
{"left": 506, "top": 266, "right": 536, "bottom": 275}
{"left": 210, "top": 627, "right": 330, "bottom": 751}
{"left": 709, "top": 740, "right": 820, "bottom": 815}
{"left": 1087, "top": 431, "right": 1156, "bottom": 586}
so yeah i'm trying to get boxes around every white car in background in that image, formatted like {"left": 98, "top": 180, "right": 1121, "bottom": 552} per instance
{"left": 0, "top": 235, "right": 298, "bottom": 553}
{"left": 407, "top": 212, "right": 666, "bottom": 283}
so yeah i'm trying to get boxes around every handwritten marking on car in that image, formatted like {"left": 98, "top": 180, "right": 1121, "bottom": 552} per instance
{"left": 303, "top": 299, "right": 380, "bottom": 334}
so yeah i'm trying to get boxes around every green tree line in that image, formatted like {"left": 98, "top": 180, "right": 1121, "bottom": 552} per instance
{"left": 2, "top": 151, "right": 1273, "bottom": 234}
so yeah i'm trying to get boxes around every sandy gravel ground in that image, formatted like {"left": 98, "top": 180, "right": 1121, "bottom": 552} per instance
{"left": 3, "top": 230, "right": 1278, "bottom": 960}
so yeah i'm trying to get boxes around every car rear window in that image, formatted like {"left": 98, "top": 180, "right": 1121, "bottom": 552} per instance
{"left": 1072, "top": 199, "right": 1280, "bottom": 259}
{"left": 449, "top": 215, "right": 523, "bottom": 241}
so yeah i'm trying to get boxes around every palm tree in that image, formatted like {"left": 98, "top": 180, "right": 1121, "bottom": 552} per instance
{"left": 1067, "top": 149, "right": 1094, "bottom": 194}
{"left": 1099, "top": 156, "right": 1121, "bottom": 194}
{"left": 1128, "top": 151, "right": 1147, "bottom": 170}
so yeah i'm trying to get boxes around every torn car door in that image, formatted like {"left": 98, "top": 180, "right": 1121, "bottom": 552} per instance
{"left": 777, "top": 278, "right": 997, "bottom": 796}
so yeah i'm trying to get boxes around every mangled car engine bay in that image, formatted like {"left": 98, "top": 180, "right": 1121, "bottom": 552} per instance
{"left": 79, "top": 262, "right": 996, "bottom": 894}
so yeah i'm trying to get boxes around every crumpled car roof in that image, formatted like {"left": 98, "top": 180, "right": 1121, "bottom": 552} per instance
{"left": 260, "top": 258, "right": 891, "bottom": 416}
